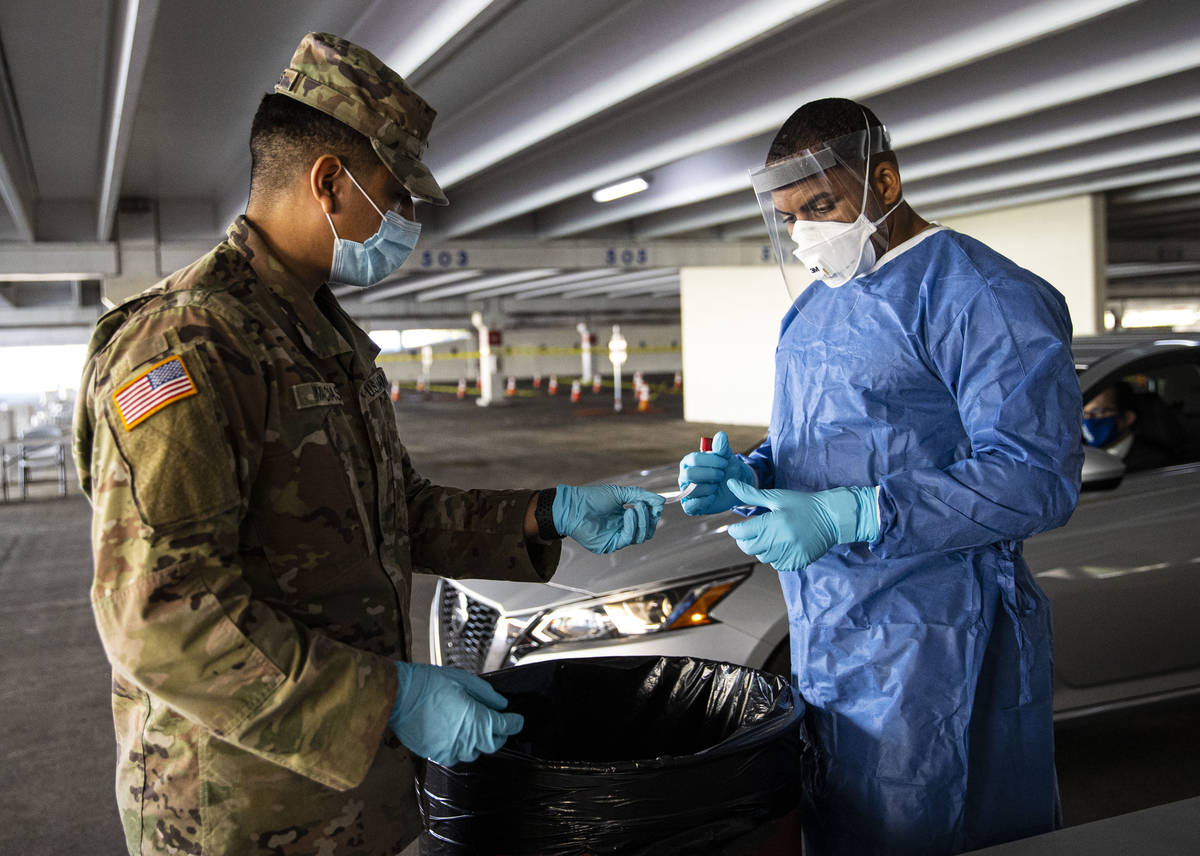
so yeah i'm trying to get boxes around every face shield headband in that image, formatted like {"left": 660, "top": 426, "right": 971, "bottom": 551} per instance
{"left": 750, "top": 123, "right": 899, "bottom": 297}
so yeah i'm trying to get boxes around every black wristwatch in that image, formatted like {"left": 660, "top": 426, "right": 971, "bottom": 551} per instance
{"left": 534, "top": 488, "right": 562, "bottom": 541}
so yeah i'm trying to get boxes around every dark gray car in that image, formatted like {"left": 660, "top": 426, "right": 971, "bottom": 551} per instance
{"left": 432, "top": 333, "right": 1200, "bottom": 720}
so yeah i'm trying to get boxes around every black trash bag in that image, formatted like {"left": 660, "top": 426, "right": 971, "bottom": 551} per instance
{"left": 418, "top": 656, "right": 814, "bottom": 856}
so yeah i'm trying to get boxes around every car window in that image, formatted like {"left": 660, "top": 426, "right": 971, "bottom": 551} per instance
{"left": 1097, "top": 360, "right": 1200, "bottom": 471}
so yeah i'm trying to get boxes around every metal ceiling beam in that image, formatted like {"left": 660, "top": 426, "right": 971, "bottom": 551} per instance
{"left": 1110, "top": 240, "right": 1200, "bottom": 263}
{"left": 358, "top": 269, "right": 482, "bottom": 303}
{"left": 924, "top": 157, "right": 1200, "bottom": 222}
{"left": 514, "top": 268, "right": 677, "bottom": 300}
{"left": 347, "top": 0, "right": 505, "bottom": 79}
{"left": 537, "top": 135, "right": 767, "bottom": 238}
{"left": 0, "top": 305, "right": 102, "bottom": 327}
{"left": 468, "top": 268, "right": 629, "bottom": 300}
{"left": 432, "top": 0, "right": 1139, "bottom": 238}
{"left": 571, "top": 45, "right": 1200, "bottom": 241}
{"left": 912, "top": 124, "right": 1200, "bottom": 212}
{"left": 0, "top": 242, "right": 119, "bottom": 280}
{"left": 0, "top": 37, "right": 36, "bottom": 241}
{"left": 1108, "top": 281, "right": 1200, "bottom": 299}
{"left": 636, "top": 194, "right": 757, "bottom": 239}
{"left": 643, "top": 283, "right": 683, "bottom": 297}
{"left": 342, "top": 295, "right": 679, "bottom": 323}
{"left": 1109, "top": 192, "right": 1200, "bottom": 218}
{"left": 564, "top": 275, "right": 681, "bottom": 299}
{"left": 332, "top": 279, "right": 404, "bottom": 299}
{"left": 1107, "top": 212, "right": 1200, "bottom": 236}
{"left": 720, "top": 218, "right": 771, "bottom": 241}
{"left": 1110, "top": 177, "right": 1200, "bottom": 205}
{"left": 542, "top": 67, "right": 1200, "bottom": 239}
{"left": 96, "top": 0, "right": 161, "bottom": 241}
{"left": 1108, "top": 261, "right": 1200, "bottom": 280}
{"left": 429, "top": 0, "right": 833, "bottom": 189}
{"left": 645, "top": 124, "right": 1200, "bottom": 238}
{"left": 415, "top": 268, "right": 561, "bottom": 301}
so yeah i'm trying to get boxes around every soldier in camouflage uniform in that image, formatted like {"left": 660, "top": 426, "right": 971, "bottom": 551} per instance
{"left": 73, "top": 32, "right": 663, "bottom": 855}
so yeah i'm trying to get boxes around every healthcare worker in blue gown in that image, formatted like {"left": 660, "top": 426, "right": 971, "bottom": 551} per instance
{"left": 678, "top": 98, "right": 1083, "bottom": 855}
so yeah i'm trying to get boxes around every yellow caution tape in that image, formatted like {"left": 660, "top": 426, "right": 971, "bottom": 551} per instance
{"left": 376, "top": 344, "right": 682, "bottom": 363}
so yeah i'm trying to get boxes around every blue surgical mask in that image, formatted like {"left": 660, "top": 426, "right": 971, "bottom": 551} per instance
{"left": 1082, "top": 416, "right": 1118, "bottom": 447}
{"left": 326, "top": 167, "right": 421, "bottom": 288}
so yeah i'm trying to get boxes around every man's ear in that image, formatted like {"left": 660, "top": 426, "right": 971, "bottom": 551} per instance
{"left": 871, "top": 158, "right": 902, "bottom": 208}
{"left": 309, "top": 154, "right": 343, "bottom": 216}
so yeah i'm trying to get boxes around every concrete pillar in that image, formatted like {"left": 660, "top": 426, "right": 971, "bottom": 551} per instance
{"left": 577, "top": 321, "right": 593, "bottom": 384}
{"left": 470, "top": 311, "right": 498, "bottom": 407}
{"left": 940, "top": 193, "right": 1106, "bottom": 335}
{"left": 678, "top": 267, "right": 790, "bottom": 427}
{"left": 608, "top": 325, "right": 627, "bottom": 413}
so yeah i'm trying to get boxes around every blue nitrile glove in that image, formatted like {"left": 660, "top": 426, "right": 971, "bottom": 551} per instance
{"left": 677, "top": 430, "right": 756, "bottom": 515}
{"left": 724, "top": 480, "right": 879, "bottom": 573}
{"left": 388, "top": 662, "right": 524, "bottom": 767}
{"left": 552, "top": 484, "right": 665, "bottom": 553}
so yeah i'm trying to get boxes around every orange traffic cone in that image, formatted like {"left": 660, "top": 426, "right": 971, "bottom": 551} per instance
{"left": 390, "top": 382, "right": 400, "bottom": 402}
{"left": 505, "top": 376, "right": 516, "bottom": 397}
{"left": 570, "top": 379, "right": 581, "bottom": 403}
{"left": 547, "top": 374, "right": 559, "bottom": 396}
{"left": 456, "top": 378, "right": 467, "bottom": 400}
{"left": 637, "top": 383, "right": 651, "bottom": 412}
{"left": 592, "top": 374, "right": 602, "bottom": 394}
{"left": 533, "top": 373, "right": 542, "bottom": 390}
{"left": 673, "top": 371, "right": 682, "bottom": 390}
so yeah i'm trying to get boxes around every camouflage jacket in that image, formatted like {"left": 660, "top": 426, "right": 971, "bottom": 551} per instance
{"left": 73, "top": 217, "right": 560, "bottom": 855}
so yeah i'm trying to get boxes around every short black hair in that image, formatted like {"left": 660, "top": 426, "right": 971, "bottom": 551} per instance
{"left": 248, "top": 93, "right": 380, "bottom": 203}
{"left": 766, "top": 97, "right": 889, "bottom": 165}
{"left": 1110, "top": 380, "right": 1137, "bottom": 414}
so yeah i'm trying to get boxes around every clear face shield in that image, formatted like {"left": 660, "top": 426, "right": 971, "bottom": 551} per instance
{"left": 750, "top": 124, "right": 898, "bottom": 298}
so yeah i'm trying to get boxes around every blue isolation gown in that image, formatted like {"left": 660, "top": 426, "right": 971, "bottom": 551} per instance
{"left": 743, "top": 227, "right": 1083, "bottom": 855}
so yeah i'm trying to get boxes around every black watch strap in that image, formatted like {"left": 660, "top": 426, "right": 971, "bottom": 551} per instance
{"left": 535, "top": 488, "right": 561, "bottom": 541}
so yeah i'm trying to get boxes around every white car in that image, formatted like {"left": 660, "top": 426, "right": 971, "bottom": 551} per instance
{"left": 432, "top": 333, "right": 1200, "bottom": 720}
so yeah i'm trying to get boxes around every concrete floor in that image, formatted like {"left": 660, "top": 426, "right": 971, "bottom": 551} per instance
{"left": 2, "top": 385, "right": 1197, "bottom": 854}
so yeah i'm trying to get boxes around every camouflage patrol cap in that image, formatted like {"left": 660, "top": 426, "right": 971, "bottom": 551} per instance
{"left": 275, "top": 32, "right": 448, "bottom": 206}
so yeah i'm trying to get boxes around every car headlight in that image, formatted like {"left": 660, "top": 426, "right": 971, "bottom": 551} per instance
{"left": 506, "top": 567, "right": 753, "bottom": 664}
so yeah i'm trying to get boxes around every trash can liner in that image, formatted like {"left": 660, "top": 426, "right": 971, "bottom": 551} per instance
{"left": 418, "top": 656, "right": 814, "bottom": 855}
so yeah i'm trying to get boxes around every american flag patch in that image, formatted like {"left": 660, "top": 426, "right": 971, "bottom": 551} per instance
{"left": 113, "top": 355, "right": 198, "bottom": 430}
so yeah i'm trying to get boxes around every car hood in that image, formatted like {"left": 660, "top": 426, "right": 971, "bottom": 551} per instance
{"left": 451, "top": 465, "right": 750, "bottom": 614}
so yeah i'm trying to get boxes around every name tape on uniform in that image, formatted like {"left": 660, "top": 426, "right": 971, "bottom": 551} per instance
{"left": 113, "top": 355, "right": 198, "bottom": 430}
{"left": 293, "top": 382, "right": 343, "bottom": 409}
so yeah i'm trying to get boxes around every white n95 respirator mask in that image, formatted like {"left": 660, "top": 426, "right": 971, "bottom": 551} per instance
{"left": 789, "top": 213, "right": 880, "bottom": 288}
{"left": 750, "top": 119, "right": 901, "bottom": 297}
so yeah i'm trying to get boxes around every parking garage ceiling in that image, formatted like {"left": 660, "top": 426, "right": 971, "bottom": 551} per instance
{"left": 1, "top": 0, "right": 1199, "bottom": 333}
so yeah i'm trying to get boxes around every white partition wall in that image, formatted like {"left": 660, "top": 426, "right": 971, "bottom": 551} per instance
{"left": 679, "top": 266, "right": 791, "bottom": 427}
{"left": 940, "top": 194, "right": 1106, "bottom": 336}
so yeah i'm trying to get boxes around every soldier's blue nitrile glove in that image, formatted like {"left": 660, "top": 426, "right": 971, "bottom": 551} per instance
{"left": 388, "top": 662, "right": 524, "bottom": 767}
{"left": 724, "top": 480, "right": 879, "bottom": 573}
{"left": 677, "top": 431, "right": 757, "bottom": 515}
{"left": 552, "top": 484, "right": 665, "bottom": 553}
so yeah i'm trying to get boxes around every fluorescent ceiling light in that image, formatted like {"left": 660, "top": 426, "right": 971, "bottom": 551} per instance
{"left": 592, "top": 177, "right": 649, "bottom": 203}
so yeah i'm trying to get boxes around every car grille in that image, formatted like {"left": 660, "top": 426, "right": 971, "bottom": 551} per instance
{"left": 437, "top": 583, "right": 500, "bottom": 673}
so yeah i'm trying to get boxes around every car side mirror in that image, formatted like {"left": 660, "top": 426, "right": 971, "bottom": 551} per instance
{"left": 1080, "top": 445, "right": 1126, "bottom": 492}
